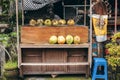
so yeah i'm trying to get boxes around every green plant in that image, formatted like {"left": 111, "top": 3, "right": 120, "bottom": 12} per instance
{"left": 0, "top": 0, "right": 9, "bottom": 14}
{"left": 0, "top": 0, "right": 17, "bottom": 30}
{"left": 0, "top": 32, "right": 18, "bottom": 79}
{"left": 111, "top": 32, "right": 120, "bottom": 42}
{"left": 105, "top": 32, "right": 120, "bottom": 70}
{"left": 3, "top": 60, "right": 19, "bottom": 79}
{"left": 4, "top": 60, "right": 18, "bottom": 70}
{"left": 0, "top": 31, "right": 17, "bottom": 61}
{"left": 0, "top": 0, "right": 14, "bottom": 15}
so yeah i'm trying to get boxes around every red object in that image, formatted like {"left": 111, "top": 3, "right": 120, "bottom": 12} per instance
{"left": 105, "top": 49, "right": 109, "bottom": 55}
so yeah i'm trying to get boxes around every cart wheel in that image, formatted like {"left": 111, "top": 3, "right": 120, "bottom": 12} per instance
{"left": 51, "top": 74, "right": 57, "bottom": 78}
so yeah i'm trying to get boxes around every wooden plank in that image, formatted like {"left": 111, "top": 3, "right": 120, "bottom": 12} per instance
{"left": 22, "top": 48, "right": 42, "bottom": 62}
{"left": 0, "top": 24, "right": 9, "bottom": 28}
{"left": 67, "top": 56, "right": 87, "bottom": 72}
{"left": 20, "top": 43, "right": 90, "bottom": 48}
{"left": 23, "top": 71, "right": 87, "bottom": 75}
{"left": 68, "top": 48, "right": 88, "bottom": 56}
{"left": 43, "top": 49, "right": 67, "bottom": 72}
{"left": 21, "top": 62, "right": 89, "bottom": 66}
{"left": 21, "top": 26, "right": 88, "bottom": 44}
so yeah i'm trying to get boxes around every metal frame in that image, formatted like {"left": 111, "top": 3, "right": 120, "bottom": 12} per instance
{"left": 62, "top": 0, "right": 90, "bottom": 26}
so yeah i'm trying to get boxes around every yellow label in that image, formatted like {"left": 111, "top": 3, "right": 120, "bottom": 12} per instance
{"left": 92, "top": 16, "right": 108, "bottom": 36}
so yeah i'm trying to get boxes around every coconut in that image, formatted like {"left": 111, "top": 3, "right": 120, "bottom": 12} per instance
{"left": 49, "top": 35, "right": 58, "bottom": 44}
{"left": 66, "top": 35, "right": 73, "bottom": 44}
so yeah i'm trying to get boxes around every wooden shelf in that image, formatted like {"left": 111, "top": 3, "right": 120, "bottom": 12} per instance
{"left": 108, "top": 16, "right": 120, "bottom": 26}
{"left": 21, "top": 26, "right": 89, "bottom": 44}
{"left": 23, "top": 71, "right": 87, "bottom": 75}
{"left": 108, "top": 22, "right": 120, "bottom": 26}
{"left": 19, "top": 25, "right": 90, "bottom": 77}
{"left": 20, "top": 43, "right": 90, "bottom": 48}
{"left": 21, "top": 62, "right": 89, "bottom": 66}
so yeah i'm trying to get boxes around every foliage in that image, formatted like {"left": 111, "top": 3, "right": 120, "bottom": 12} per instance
{"left": 0, "top": 32, "right": 17, "bottom": 61}
{"left": 111, "top": 32, "right": 120, "bottom": 42}
{"left": 0, "top": 0, "right": 17, "bottom": 32}
{"left": 4, "top": 60, "right": 18, "bottom": 70}
{"left": 105, "top": 32, "right": 120, "bottom": 70}
{"left": 0, "top": 0, "right": 9, "bottom": 14}
{"left": 0, "top": 0, "right": 15, "bottom": 15}
{"left": 0, "top": 0, "right": 18, "bottom": 71}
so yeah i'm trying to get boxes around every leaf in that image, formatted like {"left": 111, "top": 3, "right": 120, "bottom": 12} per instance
{"left": 10, "top": 32, "right": 17, "bottom": 37}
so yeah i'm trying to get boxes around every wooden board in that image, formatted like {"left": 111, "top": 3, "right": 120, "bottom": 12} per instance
{"left": 67, "top": 49, "right": 87, "bottom": 72}
{"left": 42, "top": 49, "right": 67, "bottom": 72}
{"left": 21, "top": 26, "right": 88, "bottom": 44}
{"left": 21, "top": 48, "right": 89, "bottom": 74}
{"left": 22, "top": 48, "right": 43, "bottom": 73}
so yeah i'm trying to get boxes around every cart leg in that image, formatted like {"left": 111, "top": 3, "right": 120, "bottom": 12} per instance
{"left": 51, "top": 74, "right": 57, "bottom": 78}
{"left": 19, "top": 67, "right": 24, "bottom": 79}
{"left": 86, "top": 65, "right": 89, "bottom": 78}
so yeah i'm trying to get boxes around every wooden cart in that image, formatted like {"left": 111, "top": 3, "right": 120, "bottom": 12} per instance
{"left": 18, "top": 26, "right": 91, "bottom": 77}
{"left": 15, "top": 0, "right": 93, "bottom": 78}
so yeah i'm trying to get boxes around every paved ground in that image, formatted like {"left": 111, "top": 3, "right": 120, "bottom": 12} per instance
{"left": 25, "top": 77, "right": 46, "bottom": 80}
{"left": 24, "top": 74, "right": 91, "bottom": 80}
{"left": 0, "top": 74, "right": 91, "bottom": 80}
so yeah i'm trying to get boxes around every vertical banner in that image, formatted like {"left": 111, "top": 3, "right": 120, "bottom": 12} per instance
{"left": 92, "top": 14, "right": 108, "bottom": 42}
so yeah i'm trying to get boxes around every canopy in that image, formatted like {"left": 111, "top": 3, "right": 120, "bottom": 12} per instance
{"left": 23, "top": 0, "right": 61, "bottom": 10}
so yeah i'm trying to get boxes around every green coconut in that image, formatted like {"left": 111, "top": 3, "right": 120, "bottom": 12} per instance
{"left": 66, "top": 35, "right": 73, "bottom": 44}
{"left": 49, "top": 35, "right": 58, "bottom": 44}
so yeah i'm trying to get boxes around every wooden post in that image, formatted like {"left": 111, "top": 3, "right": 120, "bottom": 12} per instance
{"left": 97, "top": 42, "right": 101, "bottom": 57}
{"left": 0, "top": 0, "right": 2, "bottom": 15}
{"left": 0, "top": 6, "right": 2, "bottom": 15}
{"left": 114, "top": 0, "right": 117, "bottom": 33}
